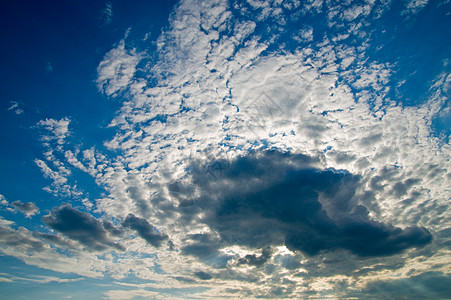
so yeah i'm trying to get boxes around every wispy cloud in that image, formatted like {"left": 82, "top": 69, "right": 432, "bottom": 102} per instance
{"left": 402, "top": 0, "right": 429, "bottom": 15}
{"left": 0, "top": 273, "right": 84, "bottom": 284}
{"left": 100, "top": 2, "right": 113, "bottom": 25}
{"left": 7, "top": 101, "right": 23, "bottom": 115}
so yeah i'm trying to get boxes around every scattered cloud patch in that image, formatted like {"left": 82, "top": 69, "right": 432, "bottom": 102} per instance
{"left": 10, "top": 201, "right": 39, "bottom": 217}
{"left": 104, "top": 289, "right": 162, "bottom": 300}
{"left": 36, "top": 117, "right": 71, "bottom": 146}
{"left": 355, "top": 271, "right": 451, "bottom": 299}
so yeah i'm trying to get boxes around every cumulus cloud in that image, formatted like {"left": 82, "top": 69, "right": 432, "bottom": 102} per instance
{"left": 81, "top": 1, "right": 449, "bottom": 296}
{"left": 0, "top": 219, "right": 106, "bottom": 277}
{"left": 0, "top": 223, "right": 48, "bottom": 253}
{"left": 42, "top": 204, "right": 124, "bottom": 252}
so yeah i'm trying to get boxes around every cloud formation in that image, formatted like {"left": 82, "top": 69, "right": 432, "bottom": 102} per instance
{"left": 7, "top": 101, "right": 23, "bottom": 115}
{"left": 122, "top": 214, "right": 168, "bottom": 248}
{"left": 96, "top": 40, "right": 142, "bottom": 97}
{"left": 10, "top": 201, "right": 39, "bottom": 217}
{"left": 4, "top": 0, "right": 448, "bottom": 298}
{"left": 180, "top": 151, "right": 432, "bottom": 258}
{"left": 42, "top": 204, "right": 124, "bottom": 252}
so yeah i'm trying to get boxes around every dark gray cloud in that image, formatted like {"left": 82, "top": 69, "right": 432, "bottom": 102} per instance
{"left": 194, "top": 271, "right": 212, "bottom": 280}
{"left": 181, "top": 233, "right": 220, "bottom": 258}
{"left": 122, "top": 214, "right": 168, "bottom": 248}
{"left": 102, "top": 219, "right": 123, "bottom": 237}
{"left": 11, "top": 201, "right": 39, "bottom": 217}
{"left": 180, "top": 233, "right": 232, "bottom": 268}
{"left": 42, "top": 204, "right": 124, "bottom": 252}
{"left": 180, "top": 151, "right": 431, "bottom": 259}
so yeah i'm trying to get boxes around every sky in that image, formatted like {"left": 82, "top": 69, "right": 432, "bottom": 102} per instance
{"left": 0, "top": 0, "right": 450, "bottom": 299}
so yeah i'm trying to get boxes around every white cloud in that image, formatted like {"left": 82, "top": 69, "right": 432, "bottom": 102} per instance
{"left": 37, "top": 117, "right": 71, "bottom": 145}
{"left": 0, "top": 194, "right": 7, "bottom": 206}
{"left": 34, "top": 158, "right": 83, "bottom": 198}
{"left": 97, "top": 40, "right": 142, "bottom": 97}
{"left": 35, "top": 159, "right": 67, "bottom": 185}
{"left": 343, "top": 5, "right": 365, "bottom": 21}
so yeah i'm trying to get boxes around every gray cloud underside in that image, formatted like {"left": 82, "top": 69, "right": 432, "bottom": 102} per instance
{"left": 178, "top": 151, "right": 432, "bottom": 259}
{"left": 42, "top": 204, "right": 124, "bottom": 252}
{"left": 123, "top": 214, "right": 169, "bottom": 248}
